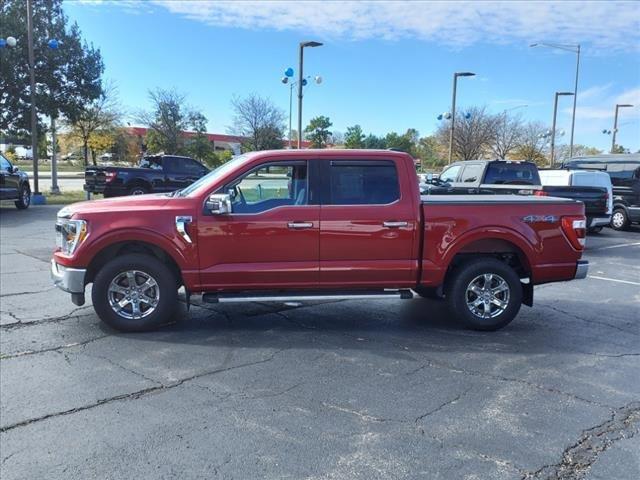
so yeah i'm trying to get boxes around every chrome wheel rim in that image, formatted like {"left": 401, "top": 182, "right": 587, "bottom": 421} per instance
{"left": 131, "top": 189, "right": 145, "bottom": 195}
{"left": 466, "top": 273, "right": 510, "bottom": 319}
{"left": 23, "top": 188, "right": 30, "bottom": 205}
{"left": 108, "top": 270, "right": 160, "bottom": 320}
{"left": 612, "top": 212, "right": 624, "bottom": 228}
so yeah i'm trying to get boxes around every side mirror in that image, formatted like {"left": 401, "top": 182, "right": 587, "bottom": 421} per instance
{"left": 12, "top": 166, "right": 20, "bottom": 173}
{"left": 426, "top": 173, "right": 434, "bottom": 183}
{"left": 205, "top": 193, "right": 232, "bottom": 215}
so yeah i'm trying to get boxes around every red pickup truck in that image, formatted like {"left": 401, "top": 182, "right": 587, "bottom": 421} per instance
{"left": 52, "top": 150, "right": 588, "bottom": 332}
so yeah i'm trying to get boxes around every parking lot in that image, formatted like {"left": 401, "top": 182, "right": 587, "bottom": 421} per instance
{"left": 1, "top": 204, "right": 638, "bottom": 479}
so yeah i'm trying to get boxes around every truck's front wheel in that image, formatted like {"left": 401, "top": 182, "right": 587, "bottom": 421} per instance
{"left": 92, "top": 253, "right": 178, "bottom": 332}
{"left": 445, "top": 258, "right": 522, "bottom": 331}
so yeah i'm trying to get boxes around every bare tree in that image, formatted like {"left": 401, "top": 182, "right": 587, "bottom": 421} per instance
{"left": 137, "top": 88, "right": 189, "bottom": 155}
{"left": 230, "top": 94, "right": 285, "bottom": 151}
{"left": 513, "top": 121, "right": 548, "bottom": 165}
{"left": 67, "top": 82, "right": 120, "bottom": 166}
{"left": 490, "top": 112, "right": 524, "bottom": 159}
{"left": 436, "top": 106, "right": 497, "bottom": 160}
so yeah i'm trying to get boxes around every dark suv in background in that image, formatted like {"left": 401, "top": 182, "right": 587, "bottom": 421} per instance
{"left": 421, "top": 160, "right": 542, "bottom": 195}
{"left": 564, "top": 154, "right": 640, "bottom": 230}
{"left": 0, "top": 152, "right": 31, "bottom": 209}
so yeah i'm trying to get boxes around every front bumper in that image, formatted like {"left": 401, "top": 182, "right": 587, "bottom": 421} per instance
{"left": 51, "top": 259, "right": 86, "bottom": 294}
{"left": 574, "top": 260, "right": 589, "bottom": 280}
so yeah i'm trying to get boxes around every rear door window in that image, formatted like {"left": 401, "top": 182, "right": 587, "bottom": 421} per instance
{"left": 327, "top": 161, "right": 399, "bottom": 205}
{"left": 484, "top": 163, "right": 541, "bottom": 185}
{"left": 459, "top": 163, "right": 483, "bottom": 183}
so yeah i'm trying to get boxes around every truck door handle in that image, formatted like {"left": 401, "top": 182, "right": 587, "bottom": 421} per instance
{"left": 383, "top": 221, "right": 408, "bottom": 228}
{"left": 288, "top": 222, "right": 314, "bottom": 229}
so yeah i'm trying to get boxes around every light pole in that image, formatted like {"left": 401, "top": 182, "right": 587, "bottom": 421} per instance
{"left": 282, "top": 69, "right": 322, "bottom": 148}
{"left": 26, "top": 0, "right": 42, "bottom": 199}
{"left": 448, "top": 71, "right": 475, "bottom": 164}
{"left": 550, "top": 91, "right": 574, "bottom": 167}
{"left": 297, "top": 41, "right": 323, "bottom": 149}
{"left": 530, "top": 43, "right": 580, "bottom": 157}
{"left": 611, "top": 104, "right": 634, "bottom": 153}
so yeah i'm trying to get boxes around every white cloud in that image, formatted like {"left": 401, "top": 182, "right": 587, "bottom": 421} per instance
{"left": 147, "top": 0, "right": 640, "bottom": 53}
{"left": 563, "top": 86, "right": 640, "bottom": 120}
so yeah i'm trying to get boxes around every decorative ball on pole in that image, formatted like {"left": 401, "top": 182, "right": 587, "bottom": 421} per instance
{"left": 48, "top": 38, "right": 60, "bottom": 49}
{"left": 284, "top": 67, "right": 294, "bottom": 78}
{"left": 0, "top": 36, "right": 17, "bottom": 48}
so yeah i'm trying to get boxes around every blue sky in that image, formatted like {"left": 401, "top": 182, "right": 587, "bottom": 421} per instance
{"left": 66, "top": 0, "right": 640, "bottom": 151}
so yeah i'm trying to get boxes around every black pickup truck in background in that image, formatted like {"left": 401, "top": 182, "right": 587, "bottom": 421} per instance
{"left": 84, "top": 154, "right": 210, "bottom": 197}
{"left": 420, "top": 160, "right": 543, "bottom": 195}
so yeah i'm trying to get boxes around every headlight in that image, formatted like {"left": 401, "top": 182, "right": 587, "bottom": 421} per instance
{"left": 56, "top": 219, "right": 88, "bottom": 255}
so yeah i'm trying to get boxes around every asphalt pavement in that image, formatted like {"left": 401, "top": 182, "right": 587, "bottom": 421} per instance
{"left": 0, "top": 204, "right": 638, "bottom": 480}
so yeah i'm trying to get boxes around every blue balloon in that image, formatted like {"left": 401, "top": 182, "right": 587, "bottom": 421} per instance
{"left": 437, "top": 114, "right": 443, "bottom": 120}
{"left": 0, "top": 39, "right": 6, "bottom": 48}
{"left": 285, "top": 67, "right": 294, "bottom": 77}
{"left": 465, "top": 113, "right": 471, "bottom": 119}
{"left": 48, "top": 39, "right": 59, "bottom": 49}
{"left": 302, "top": 78, "right": 308, "bottom": 86}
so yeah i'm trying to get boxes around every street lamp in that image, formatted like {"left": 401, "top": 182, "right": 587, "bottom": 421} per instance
{"left": 448, "top": 71, "right": 475, "bottom": 164}
{"left": 611, "top": 104, "right": 634, "bottom": 153}
{"left": 282, "top": 70, "right": 322, "bottom": 148}
{"left": 550, "top": 91, "right": 574, "bottom": 167}
{"left": 530, "top": 42, "right": 581, "bottom": 157}
{"left": 297, "top": 40, "right": 323, "bottom": 149}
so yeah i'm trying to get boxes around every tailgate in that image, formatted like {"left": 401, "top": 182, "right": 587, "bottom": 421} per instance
{"left": 84, "top": 167, "right": 108, "bottom": 193}
{"left": 542, "top": 186, "right": 608, "bottom": 215}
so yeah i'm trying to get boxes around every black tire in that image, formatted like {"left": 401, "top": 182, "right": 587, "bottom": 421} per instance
{"left": 610, "top": 209, "right": 629, "bottom": 231}
{"left": 128, "top": 185, "right": 149, "bottom": 196}
{"left": 445, "top": 258, "right": 522, "bottom": 331}
{"left": 414, "top": 286, "right": 443, "bottom": 300}
{"left": 14, "top": 183, "right": 31, "bottom": 209}
{"left": 588, "top": 226, "right": 603, "bottom": 234}
{"left": 92, "top": 253, "right": 178, "bottom": 332}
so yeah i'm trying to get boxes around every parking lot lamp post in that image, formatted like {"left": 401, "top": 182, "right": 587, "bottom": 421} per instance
{"left": 448, "top": 72, "right": 475, "bottom": 164}
{"left": 297, "top": 41, "right": 323, "bottom": 149}
{"left": 550, "top": 92, "right": 574, "bottom": 167}
{"left": 282, "top": 70, "right": 322, "bottom": 149}
{"left": 530, "top": 43, "right": 580, "bottom": 157}
{"left": 611, "top": 104, "right": 634, "bottom": 153}
{"left": 26, "top": 0, "right": 42, "bottom": 199}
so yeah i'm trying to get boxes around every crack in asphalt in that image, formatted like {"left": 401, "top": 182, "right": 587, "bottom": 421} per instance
{"left": 544, "top": 304, "right": 639, "bottom": 337}
{"left": 77, "top": 351, "right": 163, "bottom": 386}
{"left": 0, "top": 348, "right": 287, "bottom": 434}
{"left": 0, "top": 334, "right": 111, "bottom": 360}
{"left": 414, "top": 387, "right": 474, "bottom": 423}
{"left": 0, "top": 287, "right": 57, "bottom": 298}
{"left": 0, "top": 306, "right": 94, "bottom": 331}
{"left": 522, "top": 401, "right": 640, "bottom": 480}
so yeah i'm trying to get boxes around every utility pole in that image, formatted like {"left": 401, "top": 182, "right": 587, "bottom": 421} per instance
{"left": 550, "top": 92, "right": 574, "bottom": 167}
{"left": 611, "top": 104, "right": 634, "bottom": 153}
{"left": 448, "top": 72, "right": 475, "bottom": 164}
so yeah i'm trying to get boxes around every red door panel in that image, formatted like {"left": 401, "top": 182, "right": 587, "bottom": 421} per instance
{"left": 197, "top": 205, "right": 319, "bottom": 290}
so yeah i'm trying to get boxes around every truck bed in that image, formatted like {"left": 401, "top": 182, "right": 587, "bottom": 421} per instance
{"left": 421, "top": 194, "right": 576, "bottom": 204}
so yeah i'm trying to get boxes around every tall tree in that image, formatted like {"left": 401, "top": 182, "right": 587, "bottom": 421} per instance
{"left": 436, "top": 106, "right": 497, "bottom": 160}
{"left": 363, "top": 134, "right": 387, "bottom": 149}
{"left": 186, "top": 111, "right": 216, "bottom": 166}
{"left": 385, "top": 130, "right": 416, "bottom": 154}
{"left": 344, "top": 124, "right": 365, "bottom": 149}
{"left": 138, "top": 88, "right": 189, "bottom": 155}
{"left": 304, "top": 116, "right": 333, "bottom": 148}
{"left": 0, "top": 0, "right": 103, "bottom": 137}
{"left": 230, "top": 94, "right": 285, "bottom": 151}
{"left": 512, "top": 121, "right": 548, "bottom": 165}
{"left": 490, "top": 112, "right": 524, "bottom": 159}
{"left": 66, "top": 83, "right": 120, "bottom": 166}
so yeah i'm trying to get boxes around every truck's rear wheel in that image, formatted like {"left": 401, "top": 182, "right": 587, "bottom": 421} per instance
{"left": 611, "top": 209, "right": 629, "bottom": 231}
{"left": 128, "top": 185, "right": 148, "bottom": 195}
{"left": 445, "top": 258, "right": 522, "bottom": 331}
{"left": 92, "top": 253, "right": 178, "bottom": 332}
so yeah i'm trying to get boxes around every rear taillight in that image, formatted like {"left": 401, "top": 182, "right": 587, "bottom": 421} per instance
{"left": 534, "top": 190, "right": 548, "bottom": 197}
{"left": 105, "top": 171, "right": 117, "bottom": 183}
{"left": 561, "top": 216, "right": 586, "bottom": 250}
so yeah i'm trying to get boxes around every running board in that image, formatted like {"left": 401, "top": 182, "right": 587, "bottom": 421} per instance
{"left": 202, "top": 289, "right": 414, "bottom": 304}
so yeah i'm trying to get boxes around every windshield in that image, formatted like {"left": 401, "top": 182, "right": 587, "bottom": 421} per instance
{"left": 177, "top": 153, "right": 251, "bottom": 197}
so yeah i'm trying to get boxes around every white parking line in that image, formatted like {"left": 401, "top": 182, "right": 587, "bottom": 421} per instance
{"left": 592, "top": 242, "right": 640, "bottom": 251}
{"left": 588, "top": 275, "right": 640, "bottom": 286}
